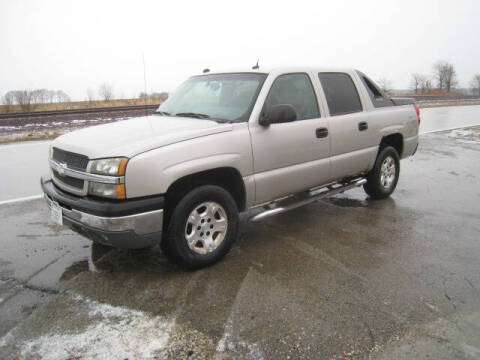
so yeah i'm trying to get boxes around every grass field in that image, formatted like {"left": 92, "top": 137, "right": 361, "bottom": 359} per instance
{"left": 0, "top": 98, "right": 163, "bottom": 114}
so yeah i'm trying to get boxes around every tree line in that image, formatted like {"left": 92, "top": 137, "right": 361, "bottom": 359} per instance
{"left": 369, "top": 61, "right": 479, "bottom": 96}
{"left": 1, "top": 82, "right": 169, "bottom": 112}
{"left": 407, "top": 60, "right": 479, "bottom": 96}
{"left": 90, "top": 83, "right": 168, "bottom": 102}
{"left": 2, "top": 89, "right": 70, "bottom": 111}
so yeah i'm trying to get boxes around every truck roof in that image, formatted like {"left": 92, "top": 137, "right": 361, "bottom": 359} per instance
{"left": 195, "top": 67, "right": 358, "bottom": 76}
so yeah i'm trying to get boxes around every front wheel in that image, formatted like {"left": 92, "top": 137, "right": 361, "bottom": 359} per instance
{"left": 161, "top": 185, "right": 239, "bottom": 269}
{"left": 363, "top": 146, "right": 400, "bottom": 199}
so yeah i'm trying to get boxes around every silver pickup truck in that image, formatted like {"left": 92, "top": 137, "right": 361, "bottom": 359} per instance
{"left": 41, "top": 67, "right": 419, "bottom": 268}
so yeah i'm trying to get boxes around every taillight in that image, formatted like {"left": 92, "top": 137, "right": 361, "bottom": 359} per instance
{"left": 414, "top": 103, "right": 421, "bottom": 125}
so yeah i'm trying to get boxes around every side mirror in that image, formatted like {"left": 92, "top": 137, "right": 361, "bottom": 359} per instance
{"left": 259, "top": 104, "right": 297, "bottom": 126}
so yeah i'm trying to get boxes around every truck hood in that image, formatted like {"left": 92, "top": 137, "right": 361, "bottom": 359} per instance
{"left": 53, "top": 115, "right": 233, "bottom": 159}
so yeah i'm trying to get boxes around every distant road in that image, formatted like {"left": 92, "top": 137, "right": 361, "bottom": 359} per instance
{"left": 420, "top": 104, "right": 480, "bottom": 134}
{"left": 1, "top": 104, "right": 480, "bottom": 202}
{"left": 0, "top": 140, "right": 50, "bottom": 202}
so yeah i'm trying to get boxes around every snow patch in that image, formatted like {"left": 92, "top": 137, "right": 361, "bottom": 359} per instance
{"left": 448, "top": 128, "right": 480, "bottom": 143}
{"left": 18, "top": 295, "right": 175, "bottom": 360}
{"left": 449, "top": 129, "right": 474, "bottom": 138}
{"left": 216, "top": 317, "right": 263, "bottom": 359}
{"left": 0, "top": 126, "right": 22, "bottom": 130}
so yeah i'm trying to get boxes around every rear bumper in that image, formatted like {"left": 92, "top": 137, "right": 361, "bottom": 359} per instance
{"left": 41, "top": 176, "right": 164, "bottom": 249}
{"left": 403, "top": 135, "right": 419, "bottom": 158}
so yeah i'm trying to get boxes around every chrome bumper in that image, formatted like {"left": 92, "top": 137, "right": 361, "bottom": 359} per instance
{"left": 44, "top": 193, "right": 164, "bottom": 235}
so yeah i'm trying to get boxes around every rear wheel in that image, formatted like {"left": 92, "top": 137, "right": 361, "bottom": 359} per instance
{"left": 363, "top": 146, "right": 400, "bottom": 199}
{"left": 161, "top": 185, "right": 239, "bottom": 269}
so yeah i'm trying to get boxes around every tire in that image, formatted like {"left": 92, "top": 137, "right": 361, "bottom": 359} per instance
{"left": 363, "top": 146, "right": 400, "bottom": 199}
{"left": 161, "top": 185, "right": 239, "bottom": 269}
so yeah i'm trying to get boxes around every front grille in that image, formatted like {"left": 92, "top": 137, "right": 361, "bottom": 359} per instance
{"left": 52, "top": 147, "right": 89, "bottom": 171}
{"left": 52, "top": 169, "right": 85, "bottom": 189}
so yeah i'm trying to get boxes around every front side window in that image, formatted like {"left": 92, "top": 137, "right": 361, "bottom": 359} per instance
{"left": 263, "top": 73, "right": 320, "bottom": 121}
{"left": 318, "top": 73, "right": 363, "bottom": 116}
{"left": 157, "top": 73, "right": 267, "bottom": 123}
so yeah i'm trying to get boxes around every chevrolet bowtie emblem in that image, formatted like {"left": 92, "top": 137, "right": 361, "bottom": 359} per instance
{"left": 57, "top": 162, "right": 68, "bottom": 176}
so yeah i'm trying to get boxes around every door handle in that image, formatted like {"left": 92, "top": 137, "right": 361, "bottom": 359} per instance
{"left": 358, "top": 121, "right": 368, "bottom": 131}
{"left": 316, "top": 127, "right": 328, "bottom": 138}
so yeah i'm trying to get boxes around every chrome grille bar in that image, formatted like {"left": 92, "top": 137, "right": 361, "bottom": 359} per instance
{"left": 50, "top": 159, "right": 124, "bottom": 184}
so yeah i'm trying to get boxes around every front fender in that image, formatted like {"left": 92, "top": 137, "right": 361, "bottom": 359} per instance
{"left": 124, "top": 126, "right": 253, "bottom": 198}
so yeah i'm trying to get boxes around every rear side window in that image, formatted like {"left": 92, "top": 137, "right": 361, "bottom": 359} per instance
{"left": 318, "top": 73, "right": 362, "bottom": 116}
{"left": 357, "top": 71, "right": 394, "bottom": 108}
{"left": 264, "top": 73, "right": 320, "bottom": 120}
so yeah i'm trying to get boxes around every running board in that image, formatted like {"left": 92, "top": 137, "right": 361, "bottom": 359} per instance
{"left": 249, "top": 178, "right": 367, "bottom": 222}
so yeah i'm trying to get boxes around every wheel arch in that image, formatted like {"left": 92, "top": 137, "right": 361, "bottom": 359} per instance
{"left": 164, "top": 167, "right": 246, "bottom": 227}
{"left": 379, "top": 133, "right": 404, "bottom": 157}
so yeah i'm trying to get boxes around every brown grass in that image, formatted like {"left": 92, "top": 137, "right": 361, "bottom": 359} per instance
{"left": 0, "top": 98, "right": 162, "bottom": 114}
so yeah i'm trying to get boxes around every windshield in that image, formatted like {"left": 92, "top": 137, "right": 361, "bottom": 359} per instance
{"left": 156, "top": 73, "right": 267, "bottom": 122}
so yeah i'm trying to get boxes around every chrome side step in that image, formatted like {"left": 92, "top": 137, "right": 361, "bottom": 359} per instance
{"left": 249, "top": 178, "right": 367, "bottom": 222}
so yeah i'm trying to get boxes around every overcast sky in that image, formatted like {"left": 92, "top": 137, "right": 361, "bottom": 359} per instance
{"left": 1, "top": 0, "right": 479, "bottom": 100}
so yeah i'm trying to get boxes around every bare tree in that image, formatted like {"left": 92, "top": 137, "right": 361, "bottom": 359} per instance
{"left": 46, "top": 90, "right": 56, "bottom": 103}
{"left": 40, "top": 89, "right": 50, "bottom": 103}
{"left": 2, "top": 92, "right": 15, "bottom": 112}
{"left": 444, "top": 64, "right": 457, "bottom": 93}
{"left": 87, "top": 88, "right": 95, "bottom": 102}
{"left": 433, "top": 61, "right": 457, "bottom": 92}
{"left": 433, "top": 61, "right": 446, "bottom": 91}
{"left": 98, "top": 83, "right": 114, "bottom": 101}
{"left": 410, "top": 74, "right": 423, "bottom": 94}
{"left": 3, "top": 91, "right": 15, "bottom": 105}
{"left": 470, "top": 74, "right": 480, "bottom": 96}
{"left": 377, "top": 78, "right": 393, "bottom": 94}
{"left": 13, "top": 90, "right": 34, "bottom": 111}
{"left": 412, "top": 75, "right": 433, "bottom": 94}
{"left": 420, "top": 78, "right": 432, "bottom": 94}
{"left": 31, "top": 89, "right": 49, "bottom": 103}
{"left": 55, "top": 90, "right": 70, "bottom": 103}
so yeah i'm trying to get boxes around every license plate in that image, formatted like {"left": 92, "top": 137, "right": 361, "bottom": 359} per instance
{"left": 50, "top": 201, "right": 63, "bottom": 226}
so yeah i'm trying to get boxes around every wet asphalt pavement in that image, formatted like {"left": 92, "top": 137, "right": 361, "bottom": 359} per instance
{"left": 0, "top": 129, "right": 479, "bottom": 359}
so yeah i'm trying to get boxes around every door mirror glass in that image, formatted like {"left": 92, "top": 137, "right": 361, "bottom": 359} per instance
{"left": 259, "top": 104, "right": 297, "bottom": 126}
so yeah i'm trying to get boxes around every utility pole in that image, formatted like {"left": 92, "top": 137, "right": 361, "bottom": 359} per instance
{"left": 142, "top": 53, "right": 148, "bottom": 115}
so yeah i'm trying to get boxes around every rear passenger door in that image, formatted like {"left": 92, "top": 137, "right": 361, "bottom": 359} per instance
{"left": 318, "top": 72, "right": 377, "bottom": 180}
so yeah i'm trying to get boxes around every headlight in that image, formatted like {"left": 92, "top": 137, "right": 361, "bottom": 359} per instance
{"left": 89, "top": 182, "right": 126, "bottom": 199}
{"left": 90, "top": 158, "right": 128, "bottom": 176}
{"left": 88, "top": 157, "right": 128, "bottom": 199}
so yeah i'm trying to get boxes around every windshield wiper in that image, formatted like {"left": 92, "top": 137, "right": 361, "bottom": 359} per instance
{"left": 174, "top": 112, "right": 211, "bottom": 119}
{"left": 153, "top": 111, "right": 171, "bottom": 116}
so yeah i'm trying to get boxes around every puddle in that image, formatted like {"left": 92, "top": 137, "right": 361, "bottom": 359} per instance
{"left": 324, "top": 196, "right": 368, "bottom": 208}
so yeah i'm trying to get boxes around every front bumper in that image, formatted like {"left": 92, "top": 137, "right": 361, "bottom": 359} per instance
{"left": 41, "top": 176, "right": 164, "bottom": 249}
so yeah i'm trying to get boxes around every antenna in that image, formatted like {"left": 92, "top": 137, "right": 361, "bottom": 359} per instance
{"left": 252, "top": 59, "right": 259, "bottom": 70}
{"left": 203, "top": 68, "right": 210, "bottom": 73}
{"left": 142, "top": 53, "right": 148, "bottom": 115}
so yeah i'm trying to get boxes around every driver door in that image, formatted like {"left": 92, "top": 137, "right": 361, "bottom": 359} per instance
{"left": 249, "top": 72, "right": 331, "bottom": 204}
